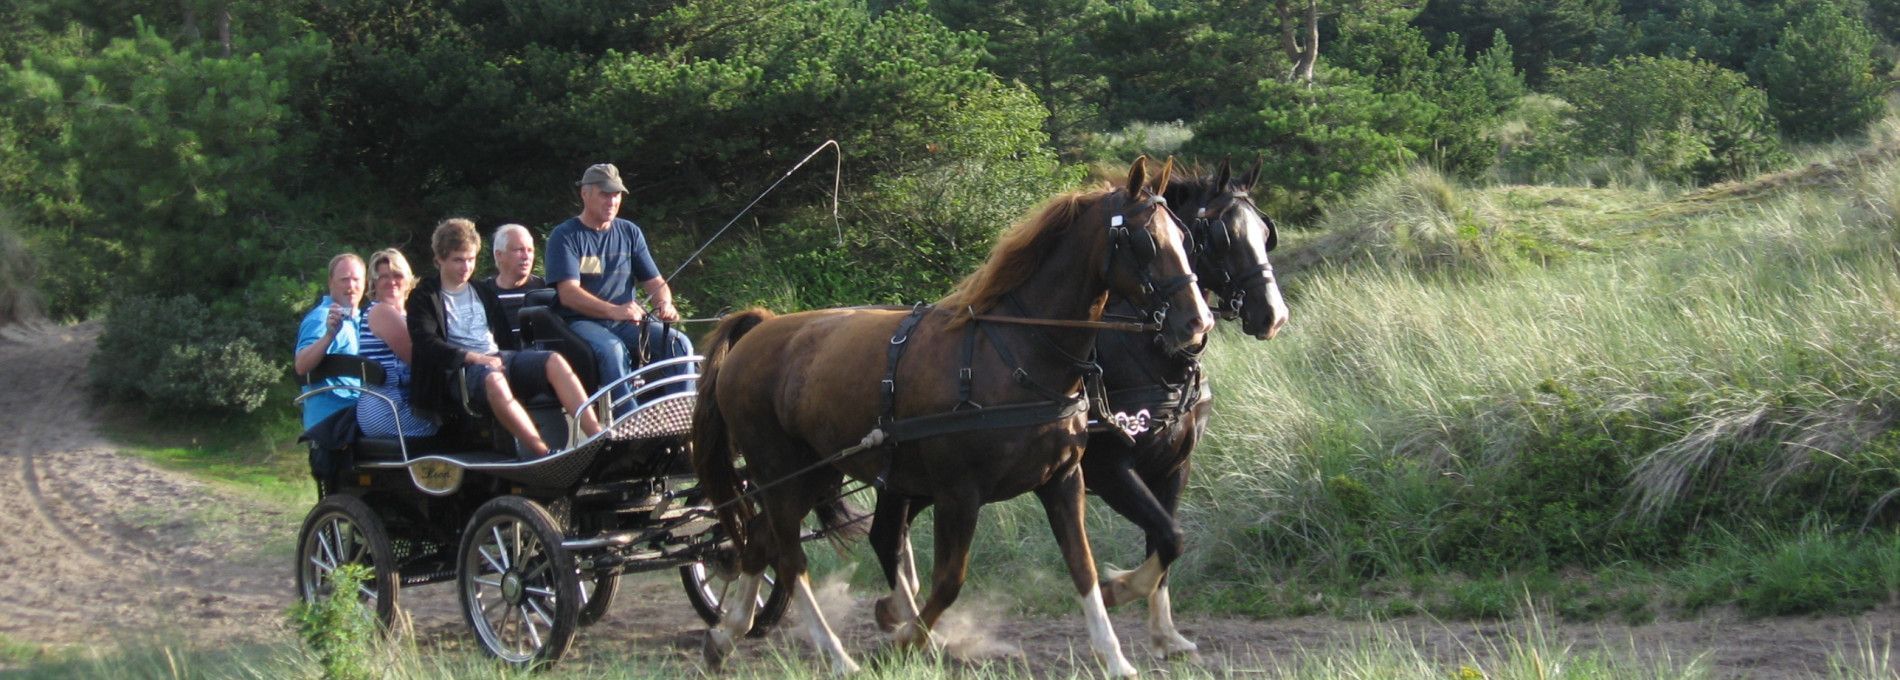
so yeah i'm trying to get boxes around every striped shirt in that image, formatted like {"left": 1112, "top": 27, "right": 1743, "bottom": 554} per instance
{"left": 355, "top": 303, "right": 439, "bottom": 438}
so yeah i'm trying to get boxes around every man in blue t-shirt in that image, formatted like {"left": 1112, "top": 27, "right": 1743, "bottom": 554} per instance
{"left": 294, "top": 252, "right": 366, "bottom": 429}
{"left": 545, "top": 163, "right": 694, "bottom": 416}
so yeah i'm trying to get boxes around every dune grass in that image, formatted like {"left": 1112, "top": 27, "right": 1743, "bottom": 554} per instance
{"left": 852, "top": 138, "right": 1900, "bottom": 624}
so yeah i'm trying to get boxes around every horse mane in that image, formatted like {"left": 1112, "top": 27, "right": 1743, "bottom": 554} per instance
{"left": 939, "top": 187, "right": 1106, "bottom": 326}
{"left": 1163, "top": 168, "right": 1227, "bottom": 209}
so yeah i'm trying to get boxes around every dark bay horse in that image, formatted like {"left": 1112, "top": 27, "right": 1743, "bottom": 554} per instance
{"left": 691, "top": 157, "right": 1212, "bottom": 676}
{"left": 867, "top": 158, "right": 1289, "bottom": 662}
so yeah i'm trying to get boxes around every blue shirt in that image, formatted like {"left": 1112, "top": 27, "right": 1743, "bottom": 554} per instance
{"left": 545, "top": 216, "right": 661, "bottom": 320}
{"left": 297, "top": 295, "right": 362, "bottom": 429}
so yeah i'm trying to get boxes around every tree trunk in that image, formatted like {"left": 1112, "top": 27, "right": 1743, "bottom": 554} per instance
{"left": 179, "top": 0, "right": 202, "bottom": 43}
{"left": 1275, "top": 0, "right": 1320, "bottom": 84}
{"left": 217, "top": 5, "right": 232, "bottom": 58}
{"left": 1297, "top": 0, "right": 1319, "bottom": 83}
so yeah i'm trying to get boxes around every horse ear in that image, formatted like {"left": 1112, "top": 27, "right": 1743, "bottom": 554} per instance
{"left": 1126, "top": 155, "right": 1150, "bottom": 196}
{"left": 1241, "top": 154, "right": 1264, "bottom": 191}
{"left": 1215, "top": 155, "right": 1233, "bottom": 191}
{"left": 1154, "top": 156, "right": 1175, "bottom": 195}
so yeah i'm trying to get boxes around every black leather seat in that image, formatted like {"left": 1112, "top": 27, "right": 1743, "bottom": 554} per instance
{"left": 519, "top": 288, "right": 600, "bottom": 393}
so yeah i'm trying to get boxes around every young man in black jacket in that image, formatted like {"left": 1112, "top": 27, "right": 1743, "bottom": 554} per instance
{"left": 408, "top": 218, "right": 601, "bottom": 456}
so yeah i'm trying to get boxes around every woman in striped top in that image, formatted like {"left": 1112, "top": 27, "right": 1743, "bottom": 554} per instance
{"left": 356, "top": 248, "right": 438, "bottom": 438}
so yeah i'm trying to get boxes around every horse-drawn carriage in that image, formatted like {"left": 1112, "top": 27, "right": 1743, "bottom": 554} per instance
{"left": 293, "top": 291, "right": 791, "bottom": 667}
{"left": 292, "top": 155, "right": 1287, "bottom": 676}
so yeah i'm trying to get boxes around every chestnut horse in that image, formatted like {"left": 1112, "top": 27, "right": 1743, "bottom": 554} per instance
{"left": 866, "top": 158, "right": 1290, "bottom": 662}
{"left": 691, "top": 157, "right": 1212, "bottom": 676}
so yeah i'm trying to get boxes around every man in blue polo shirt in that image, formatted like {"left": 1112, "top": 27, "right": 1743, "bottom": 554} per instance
{"left": 293, "top": 252, "right": 366, "bottom": 429}
{"left": 545, "top": 163, "right": 693, "bottom": 416}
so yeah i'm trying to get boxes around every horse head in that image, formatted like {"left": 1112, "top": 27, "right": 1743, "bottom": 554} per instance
{"left": 1175, "top": 156, "right": 1289, "bottom": 340}
{"left": 1106, "top": 155, "right": 1214, "bottom": 352}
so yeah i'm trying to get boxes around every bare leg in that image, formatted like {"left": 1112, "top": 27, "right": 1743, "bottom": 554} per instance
{"left": 542, "top": 353, "right": 603, "bottom": 437}
{"left": 483, "top": 372, "right": 548, "bottom": 456}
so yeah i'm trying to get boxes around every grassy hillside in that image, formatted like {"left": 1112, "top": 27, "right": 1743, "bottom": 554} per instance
{"left": 876, "top": 133, "right": 1900, "bottom": 623}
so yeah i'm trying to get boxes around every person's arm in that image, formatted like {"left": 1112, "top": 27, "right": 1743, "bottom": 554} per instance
{"left": 294, "top": 304, "right": 345, "bottom": 375}
{"left": 640, "top": 276, "right": 679, "bottom": 322}
{"left": 555, "top": 279, "right": 642, "bottom": 322}
{"left": 547, "top": 225, "right": 640, "bottom": 322}
{"left": 368, "top": 304, "right": 412, "bottom": 363}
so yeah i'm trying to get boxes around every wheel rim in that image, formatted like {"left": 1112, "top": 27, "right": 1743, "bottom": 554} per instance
{"left": 301, "top": 512, "right": 381, "bottom": 614}
{"left": 464, "top": 515, "right": 563, "bottom": 664}
{"left": 686, "top": 560, "right": 775, "bottom": 613}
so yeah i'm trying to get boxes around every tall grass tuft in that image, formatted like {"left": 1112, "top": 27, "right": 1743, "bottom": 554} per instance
{"left": 1022, "top": 138, "right": 1900, "bottom": 617}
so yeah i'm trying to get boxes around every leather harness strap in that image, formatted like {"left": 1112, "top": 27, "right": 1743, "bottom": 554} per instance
{"left": 880, "top": 303, "right": 930, "bottom": 427}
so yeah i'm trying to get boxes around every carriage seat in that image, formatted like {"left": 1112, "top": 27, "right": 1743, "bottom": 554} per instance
{"left": 518, "top": 288, "right": 599, "bottom": 392}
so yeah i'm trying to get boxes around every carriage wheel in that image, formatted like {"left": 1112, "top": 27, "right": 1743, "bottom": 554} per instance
{"left": 577, "top": 568, "right": 620, "bottom": 626}
{"left": 458, "top": 496, "right": 581, "bottom": 668}
{"left": 296, "top": 495, "right": 401, "bottom": 630}
{"left": 680, "top": 555, "right": 790, "bottom": 636}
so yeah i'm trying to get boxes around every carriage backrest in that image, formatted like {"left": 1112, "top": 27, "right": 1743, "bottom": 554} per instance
{"left": 517, "top": 287, "right": 600, "bottom": 391}
{"left": 299, "top": 353, "right": 386, "bottom": 389}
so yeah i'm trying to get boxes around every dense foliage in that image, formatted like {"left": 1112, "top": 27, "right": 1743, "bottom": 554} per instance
{"left": 0, "top": 0, "right": 1890, "bottom": 419}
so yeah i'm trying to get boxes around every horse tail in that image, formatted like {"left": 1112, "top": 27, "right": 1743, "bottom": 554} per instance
{"left": 813, "top": 497, "right": 872, "bottom": 554}
{"left": 691, "top": 307, "right": 777, "bottom": 554}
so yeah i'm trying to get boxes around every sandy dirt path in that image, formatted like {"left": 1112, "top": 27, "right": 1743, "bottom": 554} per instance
{"left": 0, "top": 321, "right": 1891, "bottom": 678}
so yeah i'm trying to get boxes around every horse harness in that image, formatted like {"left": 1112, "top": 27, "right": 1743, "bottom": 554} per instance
{"left": 1188, "top": 190, "right": 1278, "bottom": 320}
{"left": 724, "top": 190, "right": 1199, "bottom": 502}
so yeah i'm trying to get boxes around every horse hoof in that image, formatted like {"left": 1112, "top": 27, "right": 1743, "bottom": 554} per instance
{"left": 873, "top": 596, "right": 901, "bottom": 633}
{"left": 703, "top": 629, "right": 735, "bottom": 670}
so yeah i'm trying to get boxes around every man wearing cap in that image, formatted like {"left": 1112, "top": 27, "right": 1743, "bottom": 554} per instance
{"left": 545, "top": 163, "right": 693, "bottom": 416}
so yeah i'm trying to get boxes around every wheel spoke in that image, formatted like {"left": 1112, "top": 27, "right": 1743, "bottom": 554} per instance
{"left": 308, "top": 554, "right": 336, "bottom": 574}
{"left": 475, "top": 576, "right": 503, "bottom": 589}
{"left": 315, "top": 523, "right": 342, "bottom": 568}
{"left": 520, "top": 605, "right": 544, "bottom": 649}
{"left": 481, "top": 592, "right": 507, "bottom": 617}
{"left": 526, "top": 599, "right": 553, "bottom": 626}
{"left": 490, "top": 526, "right": 512, "bottom": 570}
{"left": 522, "top": 558, "right": 551, "bottom": 581}
{"left": 478, "top": 544, "right": 506, "bottom": 574}
{"left": 524, "top": 585, "right": 556, "bottom": 598}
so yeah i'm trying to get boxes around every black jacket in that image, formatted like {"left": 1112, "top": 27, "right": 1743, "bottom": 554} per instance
{"left": 407, "top": 276, "right": 519, "bottom": 424}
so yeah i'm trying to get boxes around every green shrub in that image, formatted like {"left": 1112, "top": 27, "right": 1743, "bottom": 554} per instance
{"left": 1549, "top": 56, "right": 1788, "bottom": 185}
{"left": 1757, "top": 3, "right": 1884, "bottom": 142}
{"left": 288, "top": 563, "right": 376, "bottom": 680}
{"left": 91, "top": 294, "right": 284, "bottom": 414}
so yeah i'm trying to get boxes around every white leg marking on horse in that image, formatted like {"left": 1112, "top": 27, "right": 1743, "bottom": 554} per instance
{"left": 793, "top": 572, "right": 861, "bottom": 676}
{"left": 1146, "top": 583, "right": 1200, "bottom": 661}
{"left": 1080, "top": 584, "right": 1139, "bottom": 677}
{"left": 1103, "top": 554, "right": 1165, "bottom": 607}
{"left": 899, "top": 539, "right": 921, "bottom": 599}
{"left": 705, "top": 572, "right": 761, "bottom": 666}
{"left": 716, "top": 572, "right": 762, "bottom": 640}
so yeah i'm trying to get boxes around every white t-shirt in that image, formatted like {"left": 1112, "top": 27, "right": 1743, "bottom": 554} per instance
{"left": 443, "top": 284, "right": 499, "bottom": 355}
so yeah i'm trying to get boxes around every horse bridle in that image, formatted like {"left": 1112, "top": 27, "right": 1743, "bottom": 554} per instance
{"left": 1187, "top": 191, "right": 1277, "bottom": 321}
{"left": 1103, "top": 189, "right": 1199, "bottom": 332}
